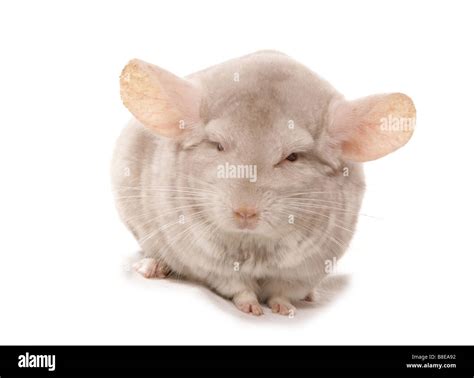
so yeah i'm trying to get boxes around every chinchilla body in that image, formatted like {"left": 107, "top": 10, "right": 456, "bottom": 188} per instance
{"left": 112, "top": 52, "right": 366, "bottom": 303}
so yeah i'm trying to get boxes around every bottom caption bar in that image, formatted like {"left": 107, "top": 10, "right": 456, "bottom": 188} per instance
{"left": 0, "top": 346, "right": 473, "bottom": 377}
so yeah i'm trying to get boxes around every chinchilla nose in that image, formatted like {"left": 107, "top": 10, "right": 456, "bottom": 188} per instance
{"left": 233, "top": 206, "right": 259, "bottom": 220}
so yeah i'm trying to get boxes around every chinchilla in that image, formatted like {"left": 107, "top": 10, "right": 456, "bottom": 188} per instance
{"left": 112, "top": 51, "right": 415, "bottom": 316}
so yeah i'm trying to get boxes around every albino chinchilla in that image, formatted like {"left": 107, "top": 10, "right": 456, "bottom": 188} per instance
{"left": 112, "top": 51, "right": 415, "bottom": 316}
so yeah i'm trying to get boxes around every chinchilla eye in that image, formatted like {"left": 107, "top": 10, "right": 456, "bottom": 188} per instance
{"left": 286, "top": 153, "right": 298, "bottom": 162}
{"left": 217, "top": 143, "right": 224, "bottom": 152}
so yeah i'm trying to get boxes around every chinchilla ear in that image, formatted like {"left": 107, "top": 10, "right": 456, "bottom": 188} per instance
{"left": 120, "top": 59, "right": 202, "bottom": 137}
{"left": 329, "top": 93, "right": 416, "bottom": 162}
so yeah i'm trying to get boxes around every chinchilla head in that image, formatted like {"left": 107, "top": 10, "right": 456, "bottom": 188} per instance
{"left": 119, "top": 51, "right": 415, "bottom": 238}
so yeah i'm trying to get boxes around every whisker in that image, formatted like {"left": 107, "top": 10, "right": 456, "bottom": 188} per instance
{"left": 139, "top": 212, "right": 208, "bottom": 246}
{"left": 278, "top": 208, "right": 348, "bottom": 251}
{"left": 115, "top": 186, "right": 215, "bottom": 195}
{"left": 281, "top": 201, "right": 378, "bottom": 219}
{"left": 115, "top": 195, "right": 211, "bottom": 201}
{"left": 280, "top": 204, "right": 356, "bottom": 234}
{"left": 281, "top": 191, "right": 341, "bottom": 197}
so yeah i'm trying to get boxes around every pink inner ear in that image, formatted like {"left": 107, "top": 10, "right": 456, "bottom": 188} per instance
{"left": 120, "top": 59, "right": 202, "bottom": 137}
{"left": 331, "top": 93, "right": 416, "bottom": 162}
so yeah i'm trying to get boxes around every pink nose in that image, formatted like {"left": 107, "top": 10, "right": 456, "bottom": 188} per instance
{"left": 233, "top": 207, "right": 259, "bottom": 220}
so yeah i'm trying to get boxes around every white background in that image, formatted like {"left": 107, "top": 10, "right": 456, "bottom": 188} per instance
{"left": 0, "top": 0, "right": 473, "bottom": 345}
